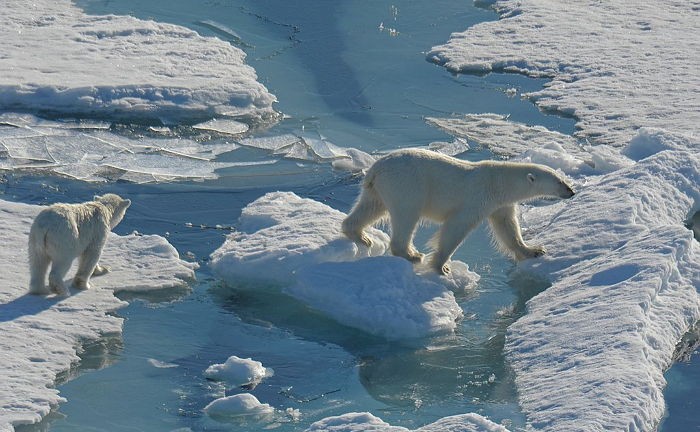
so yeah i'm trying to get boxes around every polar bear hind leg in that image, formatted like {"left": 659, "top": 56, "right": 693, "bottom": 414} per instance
{"left": 342, "top": 185, "right": 387, "bottom": 247}
{"left": 28, "top": 243, "right": 51, "bottom": 295}
{"left": 73, "top": 239, "right": 107, "bottom": 290}
{"left": 386, "top": 202, "right": 424, "bottom": 263}
{"left": 487, "top": 205, "right": 546, "bottom": 260}
{"left": 48, "top": 256, "right": 73, "bottom": 295}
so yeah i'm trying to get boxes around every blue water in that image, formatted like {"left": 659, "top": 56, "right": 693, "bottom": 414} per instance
{"left": 8, "top": 0, "right": 696, "bottom": 431}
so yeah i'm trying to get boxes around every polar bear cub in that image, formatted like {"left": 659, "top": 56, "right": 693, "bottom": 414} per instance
{"left": 28, "top": 194, "right": 131, "bottom": 295}
{"left": 342, "top": 148, "right": 574, "bottom": 275}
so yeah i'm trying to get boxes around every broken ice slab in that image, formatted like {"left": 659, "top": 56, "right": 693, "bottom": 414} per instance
{"left": 428, "top": 137, "right": 470, "bottom": 156}
{"left": 192, "top": 118, "right": 249, "bottom": 135}
{"left": 239, "top": 134, "right": 302, "bottom": 151}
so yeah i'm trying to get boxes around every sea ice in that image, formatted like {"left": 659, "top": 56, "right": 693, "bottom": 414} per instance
{"left": 428, "top": 1, "right": 700, "bottom": 147}
{"left": 508, "top": 136, "right": 699, "bottom": 431}
{"left": 306, "top": 412, "right": 509, "bottom": 432}
{"left": 210, "top": 192, "right": 478, "bottom": 340}
{"left": 203, "top": 393, "right": 274, "bottom": 421}
{"left": 1, "top": 0, "right": 277, "bottom": 123}
{"left": 0, "top": 114, "right": 263, "bottom": 183}
{"left": 0, "top": 199, "right": 196, "bottom": 431}
{"left": 204, "top": 355, "right": 272, "bottom": 389}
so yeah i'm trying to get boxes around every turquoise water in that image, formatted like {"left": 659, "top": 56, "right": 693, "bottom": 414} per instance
{"left": 9, "top": 0, "right": 697, "bottom": 431}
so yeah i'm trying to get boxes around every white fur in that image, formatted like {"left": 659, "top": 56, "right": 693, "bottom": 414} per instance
{"left": 28, "top": 194, "right": 131, "bottom": 295}
{"left": 342, "top": 148, "right": 574, "bottom": 274}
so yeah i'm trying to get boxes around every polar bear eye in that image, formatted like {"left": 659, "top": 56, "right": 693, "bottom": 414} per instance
{"left": 527, "top": 173, "right": 536, "bottom": 183}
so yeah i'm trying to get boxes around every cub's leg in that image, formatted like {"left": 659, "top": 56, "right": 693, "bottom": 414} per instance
{"left": 430, "top": 212, "right": 481, "bottom": 275}
{"left": 48, "top": 256, "right": 73, "bottom": 295}
{"left": 388, "top": 209, "right": 424, "bottom": 263}
{"left": 487, "top": 205, "right": 545, "bottom": 260}
{"left": 342, "top": 186, "right": 387, "bottom": 247}
{"left": 28, "top": 248, "right": 51, "bottom": 295}
{"left": 73, "top": 240, "right": 106, "bottom": 290}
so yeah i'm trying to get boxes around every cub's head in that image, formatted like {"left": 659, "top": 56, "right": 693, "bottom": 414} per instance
{"left": 95, "top": 193, "right": 131, "bottom": 229}
{"left": 525, "top": 166, "right": 575, "bottom": 200}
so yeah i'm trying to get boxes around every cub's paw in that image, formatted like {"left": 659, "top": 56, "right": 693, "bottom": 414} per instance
{"left": 73, "top": 277, "right": 91, "bottom": 290}
{"left": 49, "top": 281, "right": 69, "bottom": 296}
{"left": 520, "top": 245, "right": 547, "bottom": 260}
{"left": 92, "top": 265, "right": 111, "bottom": 276}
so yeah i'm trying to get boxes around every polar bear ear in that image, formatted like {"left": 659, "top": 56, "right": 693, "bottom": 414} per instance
{"left": 94, "top": 194, "right": 102, "bottom": 201}
{"left": 121, "top": 199, "right": 131, "bottom": 209}
{"left": 527, "top": 173, "right": 536, "bottom": 183}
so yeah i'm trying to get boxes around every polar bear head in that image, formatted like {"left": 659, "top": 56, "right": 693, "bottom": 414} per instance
{"left": 95, "top": 193, "right": 131, "bottom": 229}
{"left": 523, "top": 164, "right": 575, "bottom": 200}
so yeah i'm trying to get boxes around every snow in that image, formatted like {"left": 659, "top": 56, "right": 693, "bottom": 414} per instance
{"left": 305, "top": 412, "right": 509, "bottom": 432}
{"left": 203, "top": 393, "right": 274, "bottom": 421}
{"left": 0, "top": 0, "right": 277, "bottom": 123}
{"left": 428, "top": 2, "right": 700, "bottom": 430}
{"left": 210, "top": 192, "right": 479, "bottom": 340}
{"left": 428, "top": 1, "right": 700, "bottom": 148}
{"left": 0, "top": 199, "right": 196, "bottom": 431}
{"left": 506, "top": 141, "right": 700, "bottom": 431}
{"left": 204, "top": 355, "right": 272, "bottom": 389}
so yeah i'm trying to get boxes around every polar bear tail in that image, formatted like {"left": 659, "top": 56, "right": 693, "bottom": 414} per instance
{"left": 28, "top": 224, "right": 51, "bottom": 295}
{"left": 341, "top": 173, "right": 386, "bottom": 247}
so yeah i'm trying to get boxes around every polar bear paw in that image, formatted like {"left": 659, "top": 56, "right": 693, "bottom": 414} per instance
{"left": 73, "top": 277, "right": 91, "bottom": 290}
{"left": 92, "top": 265, "right": 111, "bottom": 276}
{"left": 519, "top": 245, "right": 547, "bottom": 260}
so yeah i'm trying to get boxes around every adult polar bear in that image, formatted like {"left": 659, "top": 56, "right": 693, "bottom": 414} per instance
{"left": 28, "top": 194, "right": 131, "bottom": 295}
{"left": 342, "top": 148, "right": 575, "bottom": 274}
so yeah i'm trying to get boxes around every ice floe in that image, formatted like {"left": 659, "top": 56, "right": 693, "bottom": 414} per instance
{"left": 204, "top": 355, "right": 272, "bottom": 389}
{"left": 203, "top": 393, "right": 274, "bottom": 421}
{"left": 0, "top": 113, "right": 272, "bottom": 183}
{"left": 428, "top": 1, "right": 700, "bottom": 147}
{"left": 210, "top": 192, "right": 479, "bottom": 340}
{"left": 502, "top": 137, "right": 700, "bottom": 431}
{"left": 0, "top": 199, "right": 196, "bottom": 431}
{"left": 239, "top": 134, "right": 375, "bottom": 173}
{"left": 1, "top": 0, "right": 277, "bottom": 123}
{"left": 305, "top": 412, "right": 509, "bottom": 431}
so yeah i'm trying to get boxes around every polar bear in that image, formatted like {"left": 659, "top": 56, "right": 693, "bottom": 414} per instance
{"left": 342, "top": 148, "right": 574, "bottom": 275}
{"left": 28, "top": 194, "right": 131, "bottom": 295}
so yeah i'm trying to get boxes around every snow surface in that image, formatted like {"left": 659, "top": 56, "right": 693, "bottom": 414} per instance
{"left": 428, "top": 0, "right": 700, "bottom": 147}
{"left": 0, "top": 199, "right": 196, "bottom": 431}
{"left": 203, "top": 355, "right": 272, "bottom": 389}
{"left": 210, "top": 192, "right": 479, "bottom": 340}
{"left": 427, "top": 3, "right": 700, "bottom": 430}
{"left": 305, "top": 412, "right": 509, "bottom": 432}
{"left": 203, "top": 393, "right": 274, "bottom": 421}
{"left": 1, "top": 0, "right": 277, "bottom": 123}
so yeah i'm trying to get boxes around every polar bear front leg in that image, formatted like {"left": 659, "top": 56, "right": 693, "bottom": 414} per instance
{"left": 487, "top": 205, "right": 546, "bottom": 260}
{"left": 73, "top": 240, "right": 106, "bottom": 290}
{"left": 430, "top": 213, "right": 481, "bottom": 275}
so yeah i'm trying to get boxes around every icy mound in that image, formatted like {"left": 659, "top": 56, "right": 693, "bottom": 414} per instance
{"left": 306, "top": 412, "right": 508, "bottom": 432}
{"left": 428, "top": 1, "right": 700, "bottom": 147}
{"left": 0, "top": 199, "right": 196, "bottom": 431}
{"left": 1, "top": 0, "right": 277, "bottom": 123}
{"left": 210, "top": 192, "right": 478, "bottom": 339}
{"left": 204, "top": 355, "right": 272, "bottom": 388}
{"left": 210, "top": 192, "right": 390, "bottom": 284}
{"left": 203, "top": 393, "right": 274, "bottom": 421}
{"left": 507, "top": 137, "right": 700, "bottom": 431}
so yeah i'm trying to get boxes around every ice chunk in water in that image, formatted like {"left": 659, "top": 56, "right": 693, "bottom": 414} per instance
{"left": 203, "top": 394, "right": 274, "bottom": 421}
{"left": 192, "top": 118, "right": 249, "bottom": 135}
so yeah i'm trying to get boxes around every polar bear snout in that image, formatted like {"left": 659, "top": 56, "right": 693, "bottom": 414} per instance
{"left": 561, "top": 183, "right": 575, "bottom": 199}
